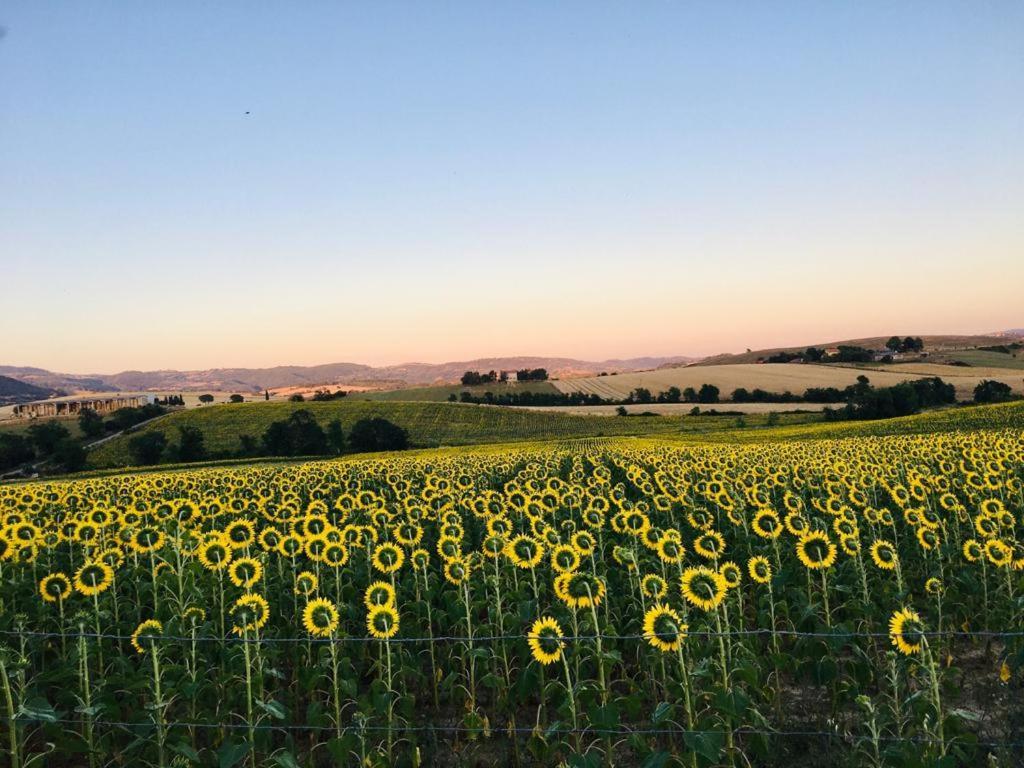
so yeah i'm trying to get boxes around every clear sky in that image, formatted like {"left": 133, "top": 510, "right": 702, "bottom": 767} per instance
{"left": 2, "top": 2, "right": 1022, "bottom": 373}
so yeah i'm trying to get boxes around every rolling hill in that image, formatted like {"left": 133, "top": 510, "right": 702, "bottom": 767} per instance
{"left": 85, "top": 400, "right": 816, "bottom": 469}
{"left": 681, "top": 334, "right": 1012, "bottom": 367}
{"left": 0, "top": 355, "right": 692, "bottom": 395}
{"left": 0, "top": 375, "right": 63, "bottom": 406}
{"left": 555, "top": 362, "right": 1024, "bottom": 401}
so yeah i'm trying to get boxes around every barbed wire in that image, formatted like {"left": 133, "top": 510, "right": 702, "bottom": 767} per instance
{"left": 1, "top": 627, "right": 1022, "bottom": 644}
{"left": 2, "top": 715, "right": 1022, "bottom": 749}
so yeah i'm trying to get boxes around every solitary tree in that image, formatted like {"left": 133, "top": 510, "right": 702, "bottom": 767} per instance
{"left": 176, "top": 425, "right": 206, "bottom": 461}
{"left": 974, "top": 380, "right": 1014, "bottom": 403}
{"left": 27, "top": 421, "right": 71, "bottom": 455}
{"left": 53, "top": 439, "right": 87, "bottom": 473}
{"left": 198, "top": 394, "right": 215, "bottom": 404}
{"left": 229, "top": 394, "right": 245, "bottom": 403}
{"left": 349, "top": 418, "right": 409, "bottom": 453}
{"left": 697, "top": 384, "right": 720, "bottom": 404}
{"left": 78, "top": 408, "right": 105, "bottom": 438}
{"left": 326, "top": 419, "right": 345, "bottom": 454}
{"left": 128, "top": 432, "right": 167, "bottom": 465}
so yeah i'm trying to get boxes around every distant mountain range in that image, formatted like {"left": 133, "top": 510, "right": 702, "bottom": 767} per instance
{"left": 0, "top": 375, "right": 63, "bottom": 406}
{"left": 673, "top": 332, "right": 1022, "bottom": 368}
{"left": 0, "top": 356, "right": 694, "bottom": 396}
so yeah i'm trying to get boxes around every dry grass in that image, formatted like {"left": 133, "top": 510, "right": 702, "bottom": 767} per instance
{"left": 553, "top": 362, "right": 1024, "bottom": 400}
{"left": 517, "top": 402, "right": 828, "bottom": 415}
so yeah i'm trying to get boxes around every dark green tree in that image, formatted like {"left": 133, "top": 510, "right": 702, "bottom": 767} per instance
{"left": 78, "top": 408, "right": 105, "bottom": 438}
{"left": 52, "top": 439, "right": 87, "bottom": 473}
{"left": 697, "top": 384, "right": 720, "bottom": 404}
{"left": 27, "top": 421, "right": 71, "bottom": 455}
{"left": 326, "top": 419, "right": 345, "bottom": 454}
{"left": 349, "top": 418, "right": 409, "bottom": 453}
{"left": 0, "top": 434, "right": 35, "bottom": 471}
{"left": 974, "top": 380, "right": 1014, "bottom": 403}
{"left": 176, "top": 425, "right": 207, "bottom": 461}
{"left": 128, "top": 432, "right": 167, "bottom": 465}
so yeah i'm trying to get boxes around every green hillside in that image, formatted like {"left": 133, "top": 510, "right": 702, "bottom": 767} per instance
{"left": 86, "top": 400, "right": 819, "bottom": 469}
{"left": 352, "top": 380, "right": 559, "bottom": 401}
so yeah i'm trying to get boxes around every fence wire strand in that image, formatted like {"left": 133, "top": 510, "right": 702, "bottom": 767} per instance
{"left": 1, "top": 627, "right": 1022, "bottom": 644}
{"left": 2, "top": 715, "right": 1022, "bottom": 749}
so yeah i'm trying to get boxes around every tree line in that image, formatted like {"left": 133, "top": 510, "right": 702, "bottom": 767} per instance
{"left": 460, "top": 368, "right": 549, "bottom": 386}
{"left": 126, "top": 409, "right": 409, "bottom": 466}
{"left": 0, "top": 403, "right": 167, "bottom": 475}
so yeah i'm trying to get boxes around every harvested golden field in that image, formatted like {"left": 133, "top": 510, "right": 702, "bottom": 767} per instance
{"left": 553, "top": 363, "right": 1023, "bottom": 400}
{"left": 515, "top": 402, "right": 830, "bottom": 415}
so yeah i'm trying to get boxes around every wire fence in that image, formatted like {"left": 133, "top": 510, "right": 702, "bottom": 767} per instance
{"left": 1, "top": 627, "right": 1022, "bottom": 644}
{"left": 2, "top": 715, "right": 1022, "bottom": 749}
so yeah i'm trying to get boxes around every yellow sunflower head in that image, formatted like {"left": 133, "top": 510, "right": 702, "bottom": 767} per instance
{"left": 527, "top": 616, "right": 564, "bottom": 665}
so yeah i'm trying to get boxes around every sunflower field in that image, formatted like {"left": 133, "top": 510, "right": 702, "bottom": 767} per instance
{"left": 0, "top": 427, "right": 1021, "bottom": 767}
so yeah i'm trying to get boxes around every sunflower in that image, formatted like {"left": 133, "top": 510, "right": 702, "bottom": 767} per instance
{"left": 303, "top": 598, "right": 340, "bottom": 638}
{"left": 889, "top": 607, "right": 926, "bottom": 656}
{"left": 372, "top": 543, "right": 405, "bottom": 574}
{"left": 410, "top": 548, "right": 430, "bottom": 570}
{"left": 869, "top": 540, "right": 898, "bottom": 570}
{"left": 719, "top": 561, "right": 742, "bottom": 589}
{"left": 962, "top": 539, "right": 983, "bottom": 562}
{"left": 554, "top": 571, "right": 606, "bottom": 609}
{"left": 925, "top": 577, "right": 944, "bottom": 596}
{"left": 131, "top": 619, "right": 164, "bottom": 654}
{"left": 74, "top": 562, "right": 114, "bottom": 596}
{"left": 752, "top": 508, "right": 783, "bottom": 539}
{"left": 443, "top": 558, "right": 471, "bottom": 586}
{"left": 506, "top": 535, "right": 544, "bottom": 569}
{"left": 367, "top": 604, "right": 400, "bottom": 639}
{"left": 39, "top": 572, "right": 72, "bottom": 603}
{"left": 796, "top": 532, "right": 837, "bottom": 570}
{"left": 323, "top": 543, "right": 349, "bottom": 568}
{"left": 642, "top": 604, "right": 687, "bottom": 653}
{"left": 131, "top": 527, "right": 165, "bottom": 555}
{"left": 228, "top": 557, "right": 263, "bottom": 590}
{"left": 550, "top": 544, "right": 580, "bottom": 574}
{"left": 224, "top": 519, "right": 256, "bottom": 550}
{"left": 527, "top": 616, "right": 564, "bottom": 665}
{"left": 747, "top": 556, "right": 772, "bottom": 584}
{"left": 571, "top": 531, "right": 596, "bottom": 557}
{"left": 916, "top": 527, "right": 940, "bottom": 551}
{"left": 230, "top": 593, "right": 270, "bottom": 636}
{"left": 364, "top": 581, "right": 396, "bottom": 610}
{"left": 198, "top": 536, "right": 233, "bottom": 571}
{"left": 693, "top": 531, "right": 725, "bottom": 561}
{"left": 657, "top": 536, "right": 685, "bottom": 565}
{"left": 680, "top": 566, "right": 727, "bottom": 611}
{"left": 641, "top": 574, "right": 667, "bottom": 600}
{"left": 294, "top": 570, "right": 319, "bottom": 597}
{"left": 182, "top": 606, "right": 206, "bottom": 625}
{"left": 985, "top": 539, "right": 1013, "bottom": 567}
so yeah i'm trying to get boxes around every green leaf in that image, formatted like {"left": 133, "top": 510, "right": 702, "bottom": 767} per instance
{"left": 641, "top": 751, "right": 670, "bottom": 768}
{"left": 169, "top": 743, "right": 202, "bottom": 764}
{"left": 18, "top": 698, "right": 57, "bottom": 723}
{"left": 651, "top": 701, "right": 673, "bottom": 725}
{"left": 684, "top": 730, "right": 724, "bottom": 762}
{"left": 543, "top": 720, "right": 564, "bottom": 740}
{"left": 567, "top": 753, "right": 601, "bottom": 768}
{"left": 218, "top": 740, "right": 251, "bottom": 768}
{"left": 588, "top": 702, "right": 619, "bottom": 731}
{"left": 948, "top": 708, "right": 982, "bottom": 723}
{"left": 273, "top": 752, "right": 302, "bottom": 768}
{"left": 257, "top": 699, "right": 287, "bottom": 720}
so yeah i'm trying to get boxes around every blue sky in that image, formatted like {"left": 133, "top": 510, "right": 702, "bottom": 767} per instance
{"left": 2, "top": 2, "right": 1022, "bottom": 371}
